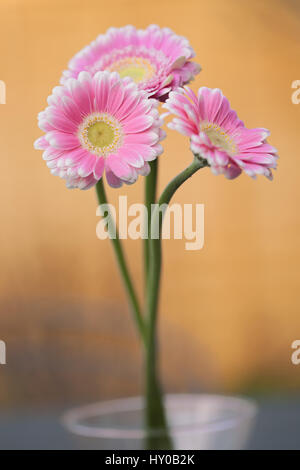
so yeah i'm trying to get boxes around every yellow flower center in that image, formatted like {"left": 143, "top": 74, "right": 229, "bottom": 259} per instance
{"left": 78, "top": 113, "right": 123, "bottom": 156}
{"left": 87, "top": 121, "right": 115, "bottom": 148}
{"left": 107, "top": 57, "right": 155, "bottom": 84}
{"left": 201, "top": 122, "right": 237, "bottom": 156}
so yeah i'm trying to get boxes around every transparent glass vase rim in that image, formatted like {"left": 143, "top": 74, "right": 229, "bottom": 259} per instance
{"left": 62, "top": 394, "right": 257, "bottom": 440}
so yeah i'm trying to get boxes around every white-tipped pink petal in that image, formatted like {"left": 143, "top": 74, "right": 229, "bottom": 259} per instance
{"left": 34, "top": 136, "right": 49, "bottom": 150}
{"left": 46, "top": 131, "right": 80, "bottom": 150}
{"left": 94, "top": 157, "right": 105, "bottom": 179}
{"left": 106, "top": 154, "right": 136, "bottom": 183}
{"left": 137, "top": 162, "right": 151, "bottom": 176}
{"left": 123, "top": 116, "right": 154, "bottom": 133}
{"left": 77, "top": 154, "right": 97, "bottom": 177}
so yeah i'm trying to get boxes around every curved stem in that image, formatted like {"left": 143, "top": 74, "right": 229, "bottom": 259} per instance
{"left": 147, "top": 157, "right": 207, "bottom": 334}
{"left": 96, "top": 179, "right": 146, "bottom": 344}
{"left": 144, "top": 160, "right": 159, "bottom": 290}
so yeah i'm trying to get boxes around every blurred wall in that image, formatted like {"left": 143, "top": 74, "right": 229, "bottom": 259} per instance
{"left": 0, "top": 0, "right": 300, "bottom": 405}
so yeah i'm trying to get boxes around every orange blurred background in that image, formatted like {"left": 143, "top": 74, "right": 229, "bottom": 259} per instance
{"left": 0, "top": 0, "right": 299, "bottom": 407}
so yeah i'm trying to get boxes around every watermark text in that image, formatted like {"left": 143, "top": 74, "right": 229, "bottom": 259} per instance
{"left": 291, "top": 80, "right": 300, "bottom": 105}
{"left": 0, "top": 340, "right": 6, "bottom": 365}
{"left": 291, "top": 340, "right": 300, "bottom": 365}
{"left": 0, "top": 80, "right": 6, "bottom": 104}
{"left": 96, "top": 196, "right": 204, "bottom": 251}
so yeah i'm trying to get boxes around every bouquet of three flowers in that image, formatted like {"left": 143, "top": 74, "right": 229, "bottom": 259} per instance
{"left": 35, "top": 25, "right": 278, "bottom": 449}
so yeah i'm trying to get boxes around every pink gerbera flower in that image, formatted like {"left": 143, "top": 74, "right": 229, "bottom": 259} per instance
{"left": 34, "top": 71, "right": 164, "bottom": 189}
{"left": 164, "top": 87, "right": 278, "bottom": 180}
{"left": 61, "top": 25, "right": 201, "bottom": 101}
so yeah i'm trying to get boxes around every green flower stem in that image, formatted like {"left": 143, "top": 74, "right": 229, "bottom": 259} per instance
{"left": 144, "top": 156, "right": 208, "bottom": 448}
{"left": 95, "top": 179, "right": 146, "bottom": 344}
{"left": 144, "top": 160, "right": 159, "bottom": 289}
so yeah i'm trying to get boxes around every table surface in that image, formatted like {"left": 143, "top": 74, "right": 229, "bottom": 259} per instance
{"left": 0, "top": 398, "right": 299, "bottom": 450}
